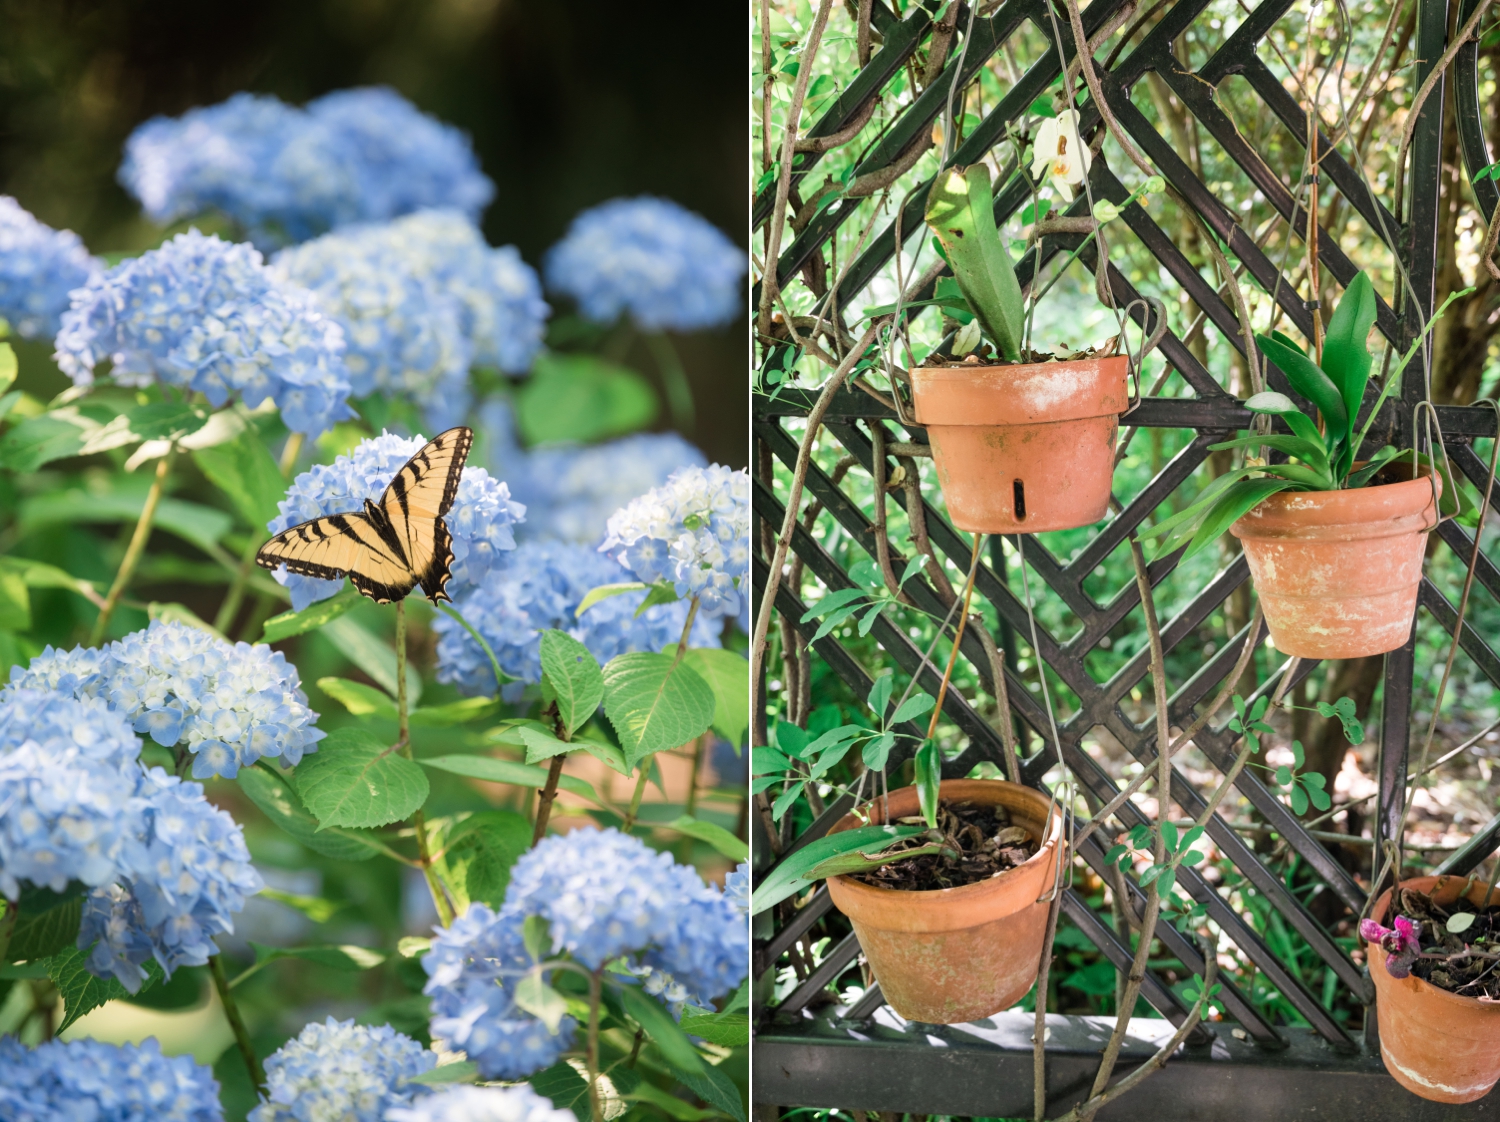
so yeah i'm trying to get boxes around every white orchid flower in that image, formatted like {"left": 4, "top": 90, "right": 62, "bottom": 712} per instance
{"left": 1031, "top": 109, "right": 1091, "bottom": 202}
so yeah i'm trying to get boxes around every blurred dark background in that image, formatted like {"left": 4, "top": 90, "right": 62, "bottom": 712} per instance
{"left": 0, "top": 0, "right": 747, "bottom": 466}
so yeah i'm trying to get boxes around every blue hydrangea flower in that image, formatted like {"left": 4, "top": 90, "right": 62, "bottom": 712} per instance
{"left": 249, "top": 1018, "right": 435, "bottom": 1122}
{"left": 422, "top": 903, "right": 576, "bottom": 1081}
{"left": 0, "top": 1035, "right": 223, "bottom": 1122}
{"left": 0, "top": 196, "right": 102, "bottom": 341}
{"left": 725, "top": 862, "right": 749, "bottom": 916}
{"left": 79, "top": 767, "right": 263, "bottom": 992}
{"left": 387, "top": 1084, "right": 576, "bottom": 1122}
{"left": 543, "top": 197, "right": 744, "bottom": 331}
{"left": 365, "top": 210, "right": 548, "bottom": 373}
{"left": 480, "top": 398, "right": 709, "bottom": 544}
{"left": 306, "top": 90, "right": 493, "bottom": 229}
{"left": 267, "top": 431, "right": 524, "bottom": 610}
{"left": 119, "top": 89, "right": 493, "bottom": 250}
{"left": 504, "top": 828, "right": 748, "bottom": 1005}
{"left": 432, "top": 540, "right": 719, "bottom": 696}
{"left": 53, "top": 230, "right": 354, "bottom": 436}
{"left": 273, "top": 224, "right": 471, "bottom": 411}
{"left": 601, "top": 464, "right": 750, "bottom": 619}
{"left": 0, "top": 690, "right": 144, "bottom": 900}
{"left": 10, "top": 620, "right": 325, "bottom": 779}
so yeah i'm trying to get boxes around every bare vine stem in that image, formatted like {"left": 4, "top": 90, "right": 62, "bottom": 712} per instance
{"left": 91, "top": 443, "right": 178, "bottom": 644}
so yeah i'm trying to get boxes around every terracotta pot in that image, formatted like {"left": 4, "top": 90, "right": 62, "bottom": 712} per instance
{"left": 909, "top": 356, "right": 1130, "bottom": 534}
{"left": 1367, "top": 875, "right": 1500, "bottom": 1103}
{"left": 824, "top": 779, "right": 1063, "bottom": 1024}
{"left": 1229, "top": 468, "right": 1440, "bottom": 660}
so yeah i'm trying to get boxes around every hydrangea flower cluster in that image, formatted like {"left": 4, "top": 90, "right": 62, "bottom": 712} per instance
{"left": 53, "top": 230, "right": 354, "bottom": 436}
{"left": 249, "top": 1017, "right": 435, "bottom": 1122}
{"left": 725, "top": 861, "right": 750, "bottom": 916}
{"left": 1360, "top": 914, "right": 1422, "bottom": 979}
{"left": 362, "top": 209, "right": 549, "bottom": 373}
{"left": 0, "top": 1036, "right": 223, "bottom": 1122}
{"left": 423, "top": 829, "right": 747, "bottom": 1080}
{"left": 119, "top": 88, "right": 492, "bottom": 248}
{"left": 432, "top": 540, "right": 719, "bottom": 696}
{"left": 0, "top": 196, "right": 101, "bottom": 341}
{"left": 0, "top": 690, "right": 145, "bottom": 899}
{"left": 11, "top": 620, "right": 325, "bottom": 779}
{"left": 422, "top": 903, "right": 576, "bottom": 1079}
{"left": 543, "top": 196, "right": 744, "bottom": 331}
{"left": 601, "top": 464, "right": 750, "bottom": 618}
{"left": 267, "top": 431, "right": 524, "bottom": 610}
{"left": 387, "top": 1084, "right": 577, "bottom": 1122}
{"left": 273, "top": 224, "right": 469, "bottom": 412}
{"left": 80, "top": 767, "right": 264, "bottom": 991}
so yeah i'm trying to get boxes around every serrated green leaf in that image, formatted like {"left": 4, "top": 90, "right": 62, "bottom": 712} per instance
{"left": 435, "top": 810, "right": 532, "bottom": 912}
{"left": 261, "top": 586, "right": 363, "bottom": 643}
{"left": 48, "top": 945, "right": 161, "bottom": 1032}
{"left": 680, "top": 647, "right": 749, "bottom": 749}
{"left": 8, "top": 885, "right": 85, "bottom": 962}
{"left": 601, "top": 652, "right": 715, "bottom": 768}
{"left": 293, "top": 728, "right": 429, "bottom": 829}
{"left": 0, "top": 414, "right": 88, "bottom": 471}
{"left": 676, "top": 1062, "right": 747, "bottom": 1122}
{"left": 318, "top": 676, "right": 396, "bottom": 720}
{"left": 519, "top": 726, "right": 575, "bottom": 764}
{"left": 680, "top": 1009, "right": 749, "bottom": 1047}
{"left": 617, "top": 983, "right": 704, "bottom": 1074}
{"left": 530, "top": 1061, "right": 590, "bottom": 1116}
{"left": 125, "top": 401, "right": 209, "bottom": 441}
{"left": 238, "top": 765, "right": 382, "bottom": 861}
{"left": 668, "top": 815, "right": 748, "bottom": 862}
{"left": 539, "top": 630, "right": 604, "bottom": 736}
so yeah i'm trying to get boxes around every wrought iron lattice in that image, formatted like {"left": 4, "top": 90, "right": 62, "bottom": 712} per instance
{"left": 752, "top": 0, "right": 1500, "bottom": 1113}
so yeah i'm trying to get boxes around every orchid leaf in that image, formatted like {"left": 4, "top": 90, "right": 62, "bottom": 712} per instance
{"left": 1321, "top": 270, "right": 1377, "bottom": 441}
{"left": 1256, "top": 333, "right": 1347, "bottom": 443}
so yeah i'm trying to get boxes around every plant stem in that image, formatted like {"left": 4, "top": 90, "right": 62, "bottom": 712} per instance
{"left": 214, "top": 432, "right": 305, "bottom": 634}
{"left": 925, "top": 534, "right": 983, "bottom": 741}
{"left": 90, "top": 444, "right": 177, "bottom": 644}
{"left": 623, "top": 765, "right": 651, "bottom": 832}
{"left": 533, "top": 756, "right": 565, "bottom": 844}
{"left": 396, "top": 600, "right": 454, "bottom": 926}
{"left": 434, "top": 602, "right": 506, "bottom": 694}
{"left": 587, "top": 968, "right": 604, "bottom": 1122}
{"left": 645, "top": 331, "right": 695, "bottom": 432}
{"left": 209, "top": 953, "right": 265, "bottom": 1092}
{"left": 686, "top": 736, "right": 705, "bottom": 816}
{"left": 672, "top": 595, "right": 701, "bottom": 670}
{"left": 0, "top": 897, "right": 15, "bottom": 963}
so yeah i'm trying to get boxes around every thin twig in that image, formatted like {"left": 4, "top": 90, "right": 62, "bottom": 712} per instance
{"left": 91, "top": 443, "right": 178, "bottom": 644}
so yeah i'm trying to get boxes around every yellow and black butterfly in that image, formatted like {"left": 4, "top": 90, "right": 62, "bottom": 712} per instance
{"left": 255, "top": 426, "right": 474, "bottom": 605}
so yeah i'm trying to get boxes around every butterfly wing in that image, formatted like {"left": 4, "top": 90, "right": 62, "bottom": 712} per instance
{"left": 377, "top": 426, "right": 473, "bottom": 605}
{"left": 254, "top": 510, "right": 419, "bottom": 605}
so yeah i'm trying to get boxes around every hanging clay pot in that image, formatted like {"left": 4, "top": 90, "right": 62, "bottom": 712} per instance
{"left": 909, "top": 355, "right": 1130, "bottom": 534}
{"left": 1229, "top": 466, "right": 1440, "bottom": 659}
{"left": 824, "top": 778, "right": 1063, "bottom": 1025}
{"left": 1367, "top": 875, "right": 1500, "bottom": 1103}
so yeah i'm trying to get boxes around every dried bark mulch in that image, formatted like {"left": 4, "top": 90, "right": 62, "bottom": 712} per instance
{"left": 849, "top": 799, "right": 1040, "bottom": 892}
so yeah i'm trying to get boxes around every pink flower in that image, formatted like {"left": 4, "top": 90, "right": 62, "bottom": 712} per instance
{"left": 1361, "top": 915, "right": 1421, "bottom": 979}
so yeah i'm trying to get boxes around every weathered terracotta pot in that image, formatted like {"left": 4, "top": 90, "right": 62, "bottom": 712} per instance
{"left": 1229, "top": 468, "right": 1440, "bottom": 660}
{"left": 909, "top": 356, "right": 1130, "bottom": 534}
{"left": 825, "top": 778, "right": 1063, "bottom": 1025}
{"left": 1367, "top": 875, "right": 1500, "bottom": 1103}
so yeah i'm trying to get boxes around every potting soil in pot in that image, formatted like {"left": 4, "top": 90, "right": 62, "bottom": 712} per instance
{"left": 1385, "top": 885, "right": 1500, "bottom": 999}
{"left": 851, "top": 800, "right": 1039, "bottom": 891}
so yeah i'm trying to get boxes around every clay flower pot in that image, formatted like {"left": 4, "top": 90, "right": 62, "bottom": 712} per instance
{"left": 824, "top": 778, "right": 1063, "bottom": 1024}
{"left": 1229, "top": 467, "right": 1440, "bottom": 659}
{"left": 909, "top": 356, "right": 1130, "bottom": 534}
{"left": 1367, "top": 875, "right": 1500, "bottom": 1103}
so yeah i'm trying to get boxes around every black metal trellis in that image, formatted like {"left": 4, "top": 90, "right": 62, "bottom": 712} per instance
{"left": 752, "top": 0, "right": 1500, "bottom": 1114}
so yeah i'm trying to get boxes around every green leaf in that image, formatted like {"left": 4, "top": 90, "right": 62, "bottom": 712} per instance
{"left": 632, "top": 581, "right": 681, "bottom": 616}
{"left": 1448, "top": 911, "right": 1478, "bottom": 934}
{"left": 676, "top": 1063, "right": 748, "bottom": 1122}
{"left": 1206, "top": 434, "right": 1331, "bottom": 476}
{"left": 889, "top": 693, "right": 936, "bottom": 726}
{"left": 1179, "top": 480, "right": 1292, "bottom": 560}
{"left": 808, "top": 841, "right": 947, "bottom": 879}
{"left": 419, "top": 755, "right": 599, "bottom": 801}
{"left": 1320, "top": 270, "right": 1377, "bottom": 442}
{"left": 914, "top": 739, "right": 941, "bottom": 828}
{"left": 0, "top": 341, "right": 14, "bottom": 392}
{"left": 800, "top": 588, "right": 866, "bottom": 621}
{"left": 318, "top": 676, "right": 396, "bottom": 720}
{"left": 678, "top": 647, "right": 749, "bottom": 749}
{"left": 540, "top": 630, "right": 604, "bottom": 736}
{"left": 1160, "top": 820, "right": 1179, "bottom": 853}
{"left": 238, "top": 764, "right": 383, "bottom": 861}
{"left": 616, "top": 983, "right": 704, "bottom": 1075}
{"left": 770, "top": 781, "right": 803, "bottom": 821}
{"left": 125, "top": 401, "right": 209, "bottom": 441}
{"left": 321, "top": 616, "right": 422, "bottom": 704}
{"left": 435, "top": 810, "right": 532, "bottom": 911}
{"left": 867, "top": 675, "right": 894, "bottom": 720}
{"left": 0, "top": 414, "right": 88, "bottom": 471}
{"left": 47, "top": 945, "right": 162, "bottom": 1033}
{"left": 1290, "top": 784, "right": 1308, "bottom": 815}
{"left": 293, "top": 728, "right": 430, "bottom": 829}
{"left": 601, "top": 652, "right": 716, "bottom": 768}
{"left": 924, "top": 165, "right": 1025, "bottom": 361}
{"left": 408, "top": 1061, "right": 480, "bottom": 1086}
{"left": 751, "top": 745, "right": 791, "bottom": 776}
{"left": 408, "top": 697, "right": 499, "bottom": 727}
{"left": 516, "top": 353, "right": 658, "bottom": 444}
{"left": 862, "top": 730, "right": 895, "bottom": 771}
{"left": 19, "top": 485, "right": 232, "bottom": 556}
{"left": 668, "top": 815, "right": 749, "bottom": 862}
{"left": 261, "top": 586, "right": 363, "bottom": 643}
{"left": 258, "top": 887, "right": 342, "bottom": 923}
{"left": 8, "top": 885, "right": 85, "bottom": 962}
{"left": 0, "top": 567, "right": 30, "bottom": 632}
{"left": 250, "top": 941, "right": 386, "bottom": 972}
{"left": 531, "top": 1061, "right": 590, "bottom": 1117}
{"left": 750, "top": 823, "right": 930, "bottom": 914}
{"left": 522, "top": 915, "right": 551, "bottom": 961}
{"left": 516, "top": 972, "right": 571, "bottom": 1033}
{"left": 1255, "top": 334, "right": 1347, "bottom": 441}
{"left": 194, "top": 427, "right": 287, "bottom": 529}
{"left": 576, "top": 582, "right": 649, "bottom": 617}
{"left": 681, "top": 1009, "right": 750, "bottom": 1047}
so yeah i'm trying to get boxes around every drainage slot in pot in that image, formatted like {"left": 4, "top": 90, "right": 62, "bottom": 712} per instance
{"left": 1013, "top": 480, "right": 1027, "bottom": 521}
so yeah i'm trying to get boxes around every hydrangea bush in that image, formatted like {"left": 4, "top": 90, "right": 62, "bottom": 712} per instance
{"left": 1, "top": 83, "right": 745, "bottom": 1122}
